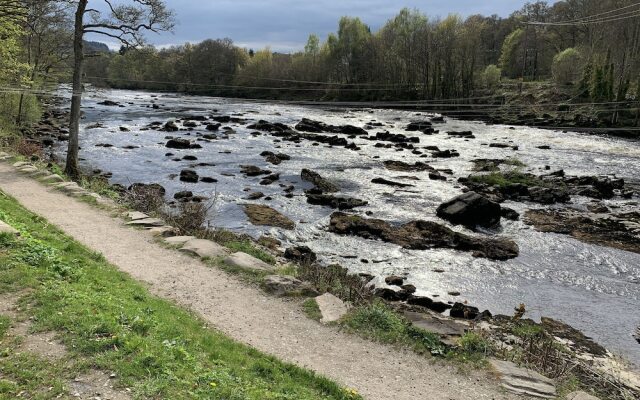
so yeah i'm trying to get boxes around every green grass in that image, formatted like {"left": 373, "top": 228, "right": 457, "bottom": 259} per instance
{"left": 302, "top": 298, "right": 322, "bottom": 322}
{"left": 342, "top": 301, "right": 446, "bottom": 356}
{"left": 468, "top": 171, "right": 543, "bottom": 188}
{"left": 224, "top": 240, "right": 276, "bottom": 264}
{"left": 0, "top": 192, "right": 360, "bottom": 400}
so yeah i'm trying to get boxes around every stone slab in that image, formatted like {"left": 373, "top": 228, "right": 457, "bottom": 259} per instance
{"left": 0, "top": 220, "right": 19, "bottom": 235}
{"left": 403, "top": 311, "right": 467, "bottom": 337}
{"left": 164, "top": 236, "right": 195, "bottom": 245}
{"left": 42, "top": 174, "right": 64, "bottom": 183}
{"left": 315, "top": 293, "right": 348, "bottom": 324}
{"left": 149, "top": 226, "right": 177, "bottom": 237}
{"left": 224, "top": 252, "right": 273, "bottom": 271}
{"left": 489, "top": 359, "right": 556, "bottom": 399}
{"left": 127, "top": 211, "right": 149, "bottom": 221}
{"left": 126, "top": 218, "right": 164, "bottom": 227}
{"left": 180, "top": 239, "right": 227, "bottom": 258}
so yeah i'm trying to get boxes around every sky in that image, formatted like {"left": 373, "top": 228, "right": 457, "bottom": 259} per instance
{"left": 91, "top": 0, "right": 534, "bottom": 52}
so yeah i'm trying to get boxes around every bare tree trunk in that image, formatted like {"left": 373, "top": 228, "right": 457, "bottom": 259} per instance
{"left": 65, "top": 0, "right": 87, "bottom": 179}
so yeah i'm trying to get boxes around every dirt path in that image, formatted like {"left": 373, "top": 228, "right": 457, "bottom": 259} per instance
{"left": 0, "top": 162, "right": 519, "bottom": 400}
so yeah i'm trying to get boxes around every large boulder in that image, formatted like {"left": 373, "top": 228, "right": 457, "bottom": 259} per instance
{"left": 329, "top": 212, "right": 518, "bottom": 260}
{"left": 436, "top": 191, "right": 501, "bottom": 229}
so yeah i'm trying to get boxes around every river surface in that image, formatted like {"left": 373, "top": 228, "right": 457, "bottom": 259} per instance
{"left": 55, "top": 87, "right": 640, "bottom": 366}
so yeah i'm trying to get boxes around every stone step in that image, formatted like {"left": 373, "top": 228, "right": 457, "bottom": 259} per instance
{"left": 164, "top": 236, "right": 195, "bottom": 245}
{"left": 315, "top": 293, "right": 348, "bottom": 324}
{"left": 180, "top": 239, "right": 228, "bottom": 259}
{"left": 224, "top": 252, "right": 273, "bottom": 271}
{"left": 126, "top": 218, "right": 164, "bottom": 227}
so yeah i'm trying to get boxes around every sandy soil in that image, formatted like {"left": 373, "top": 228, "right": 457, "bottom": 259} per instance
{"left": 0, "top": 162, "right": 521, "bottom": 400}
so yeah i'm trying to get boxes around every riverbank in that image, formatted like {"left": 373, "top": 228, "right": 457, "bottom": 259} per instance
{"left": 0, "top": 156, "right": 530, "bottom": 400}
{"left": 0, "top": 176, "right": 357, "bottom": 399}
{"left": 13, "top": 87, "right": 640, "bottom": 366}
{"left": 2, "top": 146, "right": 640, "bottom": 399}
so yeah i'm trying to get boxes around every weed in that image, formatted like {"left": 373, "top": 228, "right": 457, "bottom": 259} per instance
{"left": 298, "top": 263, "right": 372, "bottom": 305}
{"left": 343, "top": 301, "right": 445, "bottom": 355}
{"left": 468, "top": 171, "right": 543, "bottom": 188}
{"left": 302, "top": 298, "right": 322, "bottom": 321}
{"left": 224, "top": 240, "right": 275, "bottom": 264}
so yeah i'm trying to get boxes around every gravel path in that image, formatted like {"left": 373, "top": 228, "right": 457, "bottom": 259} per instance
{"left": 0, "top": 162, "right": 520, "bottom": 400}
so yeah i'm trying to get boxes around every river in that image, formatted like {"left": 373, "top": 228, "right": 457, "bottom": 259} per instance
{"left": 54, "top": 87, "right": 640, "bottom": 366}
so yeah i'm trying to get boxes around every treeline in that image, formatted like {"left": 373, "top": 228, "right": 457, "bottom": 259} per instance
{"left": 86, "top": 0, "right": 640, "bottom": 103}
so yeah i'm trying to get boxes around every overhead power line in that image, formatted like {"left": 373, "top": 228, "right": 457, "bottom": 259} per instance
{"left": 527, "top": 3, "right": 640, "bottom": 26}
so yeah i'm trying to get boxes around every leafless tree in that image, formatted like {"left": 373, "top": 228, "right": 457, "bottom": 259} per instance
{"left": 65, "top": 0, "right": 174, "bottom": 179}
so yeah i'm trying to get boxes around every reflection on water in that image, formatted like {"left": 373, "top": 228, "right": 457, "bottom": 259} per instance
{"left": 58, "top": 88, "right": 640, "bottom": 365}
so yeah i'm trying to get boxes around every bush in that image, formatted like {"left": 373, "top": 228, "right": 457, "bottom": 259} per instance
{"left": 552, "top": 48, "right": 583, "bottom": 85}
{"left": 15, "top": 139, "right": 43, "bottom": 159}
{"left": 482, "top": 64, "right": 502, "bottom": 90}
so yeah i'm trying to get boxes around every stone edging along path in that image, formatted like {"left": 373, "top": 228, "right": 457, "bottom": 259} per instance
{"left": 0, "top": 155, "right": 520, "bottom": 400}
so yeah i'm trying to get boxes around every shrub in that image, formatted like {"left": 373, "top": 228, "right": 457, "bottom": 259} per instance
{"left": 297, "top": 263, "right": 372, "bottom": 305}
{"left": 552, "top": 48, "right": 583, "bottom": 85}
{"left": 15, "top": 139, "right": 43, "bottom": 159}
{"left": 163, "top": 201, "right": 213, "bottom": 235}
{"left": 482, "top": 64, "right": 502, "bottom": 90}
{"left": 123, "top": 184, "right": 165, "bottom": 214}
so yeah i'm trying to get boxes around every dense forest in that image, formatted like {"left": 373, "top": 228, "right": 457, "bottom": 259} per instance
{"left": 83, "top": 0, "right": 640, "bottom": 106}
{"left": 2, "top": 0, "right": 640, "bottom": 137}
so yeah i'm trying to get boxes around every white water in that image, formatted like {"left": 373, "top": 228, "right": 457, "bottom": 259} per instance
{"left": 56, "top": 87, "right": 640, "bottom": 365}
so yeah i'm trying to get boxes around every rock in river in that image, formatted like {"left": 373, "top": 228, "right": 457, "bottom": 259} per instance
{"left": 243, "top": 204, "right": 295, "bottom": 230}
{"left": 284, "top": 246, "right": 317, "bottom": 264}
{"left": 179, "top": 169, "right": 199, "bottom": 183}
{"left": 301, "top": 168, "right": 339, "bottom": 193}
{"left": 524, "top": 209, "right": 640, "bottom": 254}
{"left": 306, "top": 194, "right": 368, "bottom": 210}
{"left": 436, "top": 191, "right": 502, "bottom": 229}
{"left": 328, "top": 212, "right": 519, "bottom": 260}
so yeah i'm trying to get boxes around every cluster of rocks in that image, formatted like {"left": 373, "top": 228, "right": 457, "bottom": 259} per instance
{"left": 328, "top": 212, "right": 519, "bottom": 260}
{"left": 462, "top": 170, "right": 631, "bottom": 205}
{"left": 524, "top": 208, "right": 640, "bottom": 254}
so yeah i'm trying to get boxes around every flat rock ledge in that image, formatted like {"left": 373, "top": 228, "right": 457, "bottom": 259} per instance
{"left": 315, "top": 293, "right": 348, "bottom": 324}
{"left": 224, "top": 252, "right": 273, "bottom": 271}
{"left": 489, "top": 359, "right": 557, "bottom": 399}
{"left": 179, "top": 239, "right": 228, "bottom": 259}
{"left": 126, "top": 218, "right": 164, "bottom": 227}
{"left": 164, "top": 236, "right": 195, "bottom": 246}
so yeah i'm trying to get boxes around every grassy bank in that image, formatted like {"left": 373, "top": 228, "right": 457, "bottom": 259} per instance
{"left": 0, "top": 191, "right": 359, "bottom": 400}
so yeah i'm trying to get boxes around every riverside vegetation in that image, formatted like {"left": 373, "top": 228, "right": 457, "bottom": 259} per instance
{"left": 2, "top": 151, "right": 638, "bottom": 400}
{"left": 0, "top": 189, "right": 362, "bottom": 399}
